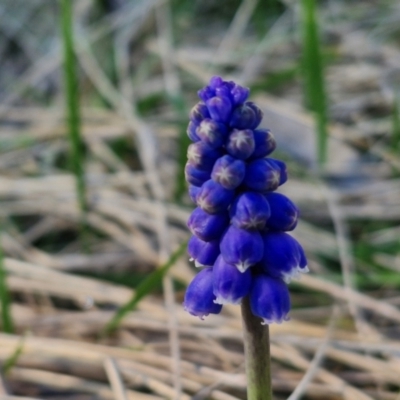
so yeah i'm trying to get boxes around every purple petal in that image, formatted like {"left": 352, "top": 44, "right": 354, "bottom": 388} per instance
{"left": 264, "top": 192, "right": 299, "bottom": 231}
{"left": 230, "top": 192, "right": 271, "bottom": 230}
{"left": 187, "top": 121, "right": 200, "bottom": 142}
{"left": 196, "top": 180, "right": 235, "bottom": 214}
{"left": 249, "top": 129, "right": 276, "bottom": 159}
{"left": 226, "top": 129, "right": 255, "bottom": 160}
{"left": 187, "top": 207, "right": 229, "bottom": 242}
{"left": 190, "top": 102, "right": 211, "bottom": 124}
{"left": 213, "top": 255, "right": 252, "bottom": 305}
{"left": 244, "top": 159, "right": 281, "bottom": 192}
{"left": 196, "top": 119, "right": 228, "bottom": 148}
{"left": 211, "top": 155, "right": 246, "bottom": 190}
{"left": 187, "top": 141, "right": 222, "bottom": 170}
{"left": 183, "top": 268, "right": 223, "bottom": 319}
{"left": 229, "top": 102, "right": 263, "bottom": 130}
{"left": 188, "top": 236, "right": 220, "bottom": 267}
{"left": 220, "top": 225, "right": 263, "bottom": 272}
{"left": 206, "top": 96, "right": 232, "bottom": 124}
{"left": 185, "top": 162, "right": 211, "bottom": 187}
{"left": 250, "top": 274, "right": 291, "bottom": 324}
{"left": 259, "top": 232, "right": 308, "bottom": 283}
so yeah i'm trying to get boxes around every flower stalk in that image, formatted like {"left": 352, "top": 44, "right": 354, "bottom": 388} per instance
{"left": 241, "top": 296, "right": 272, "bottom": 400}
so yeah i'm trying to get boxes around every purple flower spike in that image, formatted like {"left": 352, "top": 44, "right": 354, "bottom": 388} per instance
{"left": 250, "top": 129, "right": 276, "bottom": 159}
{"left": 230, "top": 192, "right": 271, "bottom": 230}
{"left": 187, "top": 207, "right": 229, "bottom": 242}
{"left": 269, "top": 158, "right": 288, "bottom": 185}
{"left": 264, "top": 192, "right": 299, "bottom": 231}
{"left": 187, "top": 121, "right": 200, "bottom": 142}
{"left": 244, "top": 159, "right": 281, "bottom": 192}
{"left": 211, "top": 155, "right": 246, "bottom": 190}
{"left": 206, "top": 96, "right": 232, "bottom": 124}
{"left": 250, "top": 275, "right": 291, "bottom": 325}
{"left": 190, "top": 102, "right": 210, "bottom": 124}
{"left": 213, "top": 255, "right": 252, "bottom": 305}
{"left": 188, "top": 236, "right": 220, "bottom": 267}
{"left": 259, "top": 232, "right": 308, "bottom": 283}
{"left": 185, "top": 162, "right": 211, "bottom": 187}
{"left": 196, "top": 119, "right": 228, "bottom": 148}
{"left": 220, "top": 225, "right": 263, "bottom": 272}
{"left": 230, "top": 102, "right": 263, "bottom": 130}
{"left": 226, "top": 129, "right": 255, "bottom": 160}
{"left": 196, "top": 180, "right": 235, "bottom": 214}
{"left": 188, "top": 185, "right": 201, "bottom": 203}
{"left": 187, "top": 142, "right": 222, "bottom": 170}
{"left": 183, "top": 267, "right": 222, "bottom": 319}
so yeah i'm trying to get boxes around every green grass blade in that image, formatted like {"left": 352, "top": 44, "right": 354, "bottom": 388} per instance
{"left": 61, "top": 0, "right": 88, "bottom": 220}
{"left": 3, "top": 337, "right": 25, "bottom": 374}
{"left": 301, "top": 0, "right": 329, "bottom": 167}
{"left": 103, "top": 240, "right": 188, "bottom": 335}
{"left": 391, "top": 95, "right": 400, "bottom": 152}
{"left": 0, "top": 235, "right": 14, "bottom": 333}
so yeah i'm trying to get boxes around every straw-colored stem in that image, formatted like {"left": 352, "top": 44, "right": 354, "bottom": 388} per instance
{"left": 241, "top": 297, "right": 272, "bottom": 400}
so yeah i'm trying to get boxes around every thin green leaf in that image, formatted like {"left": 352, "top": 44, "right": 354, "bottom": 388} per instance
{"left": 391, "top": 95, "right": 400, "bottom": 152}
{"left": 301, "top": 0, "right": 329, "bottom": 166}
{"left": 61, "top": 0, "right": 88, "bottom": 236}
{"left": 0, "top": 233, "right": 13, "bottom": 334}
{"left": 103, "top": 240, "right": 188, "bottom": 335}
{"left": 3, "top": 336, "right": 25, "bottom": 374}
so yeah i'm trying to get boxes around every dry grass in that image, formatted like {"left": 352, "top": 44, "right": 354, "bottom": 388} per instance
{"left": 1, "top": 0, "right": 400, "bottom": 399}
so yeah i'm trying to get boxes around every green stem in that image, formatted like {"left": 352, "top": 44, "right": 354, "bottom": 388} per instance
{"left": 241, "top": 297, "right": 272, "bottom": 400}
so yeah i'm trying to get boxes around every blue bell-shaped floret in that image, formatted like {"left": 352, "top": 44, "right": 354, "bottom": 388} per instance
{"left": 249, "top": 274, "right": 291, "bottom": 324}
{"left": 183, "top": 267, "right": 223, "bottom": 319}
{"left": 213, "top": 255, "right": 252, "bottom": 305}
{"left": 258, "top": 232, "right": 308, "bottom": 283}
{"left": 211, "top": 155, "right": 246, "bottom": 190}
{"left": 220, "top": 225, "right": 263, "bottom": 273}
{"left": 188, "top": 236, "right": 220, "bottom": 267}
{"left": 264, "top": 192, "right": 299, "bottom": 231}
{"left": 230, "top": 192, "right": 271, "bottom": 230}
{"left": 196, "top": 179, "right": 235, "bottom": 214}
{"left": 187, "top": 207, "right": 229, "bottom": 242}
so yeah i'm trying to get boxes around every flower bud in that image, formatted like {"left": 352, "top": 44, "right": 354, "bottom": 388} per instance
{"left": 230, "top": 102, "right": 263, "bottom": 130}
{"left": 187, "top": 207, "right": 229, "bottom": 242}
{"left": 249, "top": 129, "right": 276, "bottom": 159}
{"left": 187, "top": 141, "right": 222, "bottom": 170}
{"left": 198, "top": 86, "right": 215, "bottom": 102}
{"left": 183, "top": 267, "right": 223, "bottom": 319}
{"left": 206, "top": 96, "right": 232, "bottom": 124}
{"left": 259, "top": 232, "right": 308, "bottom": 283}
{"left": 211, "top": 155, "right": 245, "bottom": 190}
{"left": 213, "top": 255, "right": 252, "bottom": 305}
{"left": 185, "top": 162, "right": 211, "bottom": 187}
{"left": 196, "top": 180, "right": 235, "bottom": 214}
{"left": 188, "top": 185, "right": 200, "bottom": 203}
{"left": 187, "top": 121, "right": 200, "bottom": 142}
{"left": 231, "top": 84, "right": 250, "bottom": 106}
{"left": 190, "top": 102, "right": 210, "bottom": 124}
{"left": 230, "top": 192, "right": 271, "bottom": 230}
{"left": 264, "top": 192, "right": 298, "bottom": 231}
{"left": 220, "top": 225, "right": 263, "bottom": 272}
{"left": 209, "top": 76, "right": 224, "bottom": 89}
{"left": 269, "top": 158, "right": 288, "bottom": 185}
{"left": 244, "top": 159, "right": 281, "bottom": 192}
{"left": 196, "top": 119, "right": 227, "bottom": 148}
{"left": 250, "top": 274, "right": 290, "bottom": 325}
{"left": 188, "top": 236, "right": 220, "bottom": 267}
{"left": 226, "top": 129, "right": 255, "bottom": 160}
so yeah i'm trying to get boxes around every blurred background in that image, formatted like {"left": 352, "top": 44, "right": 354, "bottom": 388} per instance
{"left": 1, "top": 0, "right": 400, "bottom": 399}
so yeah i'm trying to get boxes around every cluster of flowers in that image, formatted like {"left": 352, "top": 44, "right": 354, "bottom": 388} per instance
{"left": 183, "top": 76, "right": 308, "bottom": 324}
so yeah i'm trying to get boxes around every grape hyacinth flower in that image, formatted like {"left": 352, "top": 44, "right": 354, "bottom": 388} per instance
{"left": 182, "top": 76, "right": 308, "bottom": 400}
{"left": 183, "top": 75, "right": 308, "bottom": 322}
